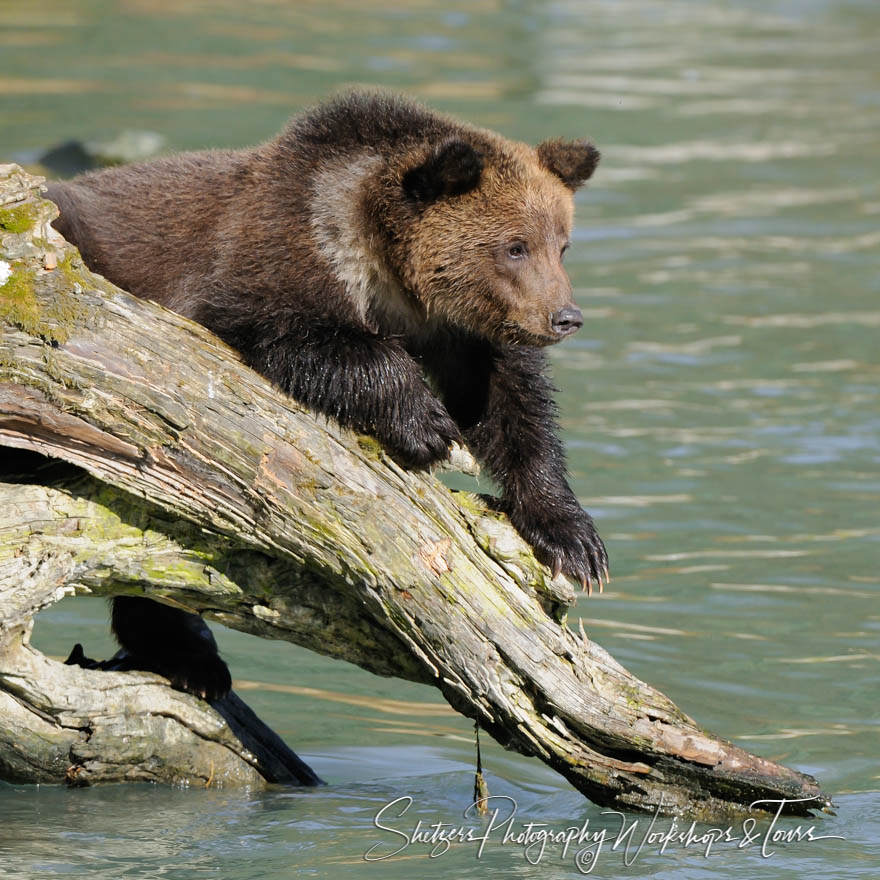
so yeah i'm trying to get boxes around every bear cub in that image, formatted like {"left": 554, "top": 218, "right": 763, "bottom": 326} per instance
{"left": 47, "top": 90, "right": 608, "bottom": 700}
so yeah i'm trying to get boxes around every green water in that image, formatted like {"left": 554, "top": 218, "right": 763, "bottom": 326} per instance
{"left": 1, "top": 0, "right": 878, "bottom": 876}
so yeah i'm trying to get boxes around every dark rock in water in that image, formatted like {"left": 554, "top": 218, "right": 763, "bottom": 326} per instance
{"left": 37, "top": 140, "right": 98, "bottom": 177}
{"left": 18, "top": 131, "right": 168, "bottom": 178}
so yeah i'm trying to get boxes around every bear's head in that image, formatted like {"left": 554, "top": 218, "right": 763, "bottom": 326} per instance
{"left": 397, "top": 134, "right": 599, "bottom": 347}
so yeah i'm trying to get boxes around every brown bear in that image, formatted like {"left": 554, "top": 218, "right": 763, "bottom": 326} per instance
{"left": 47, "top": 90, "right": 608, "bottom": 700}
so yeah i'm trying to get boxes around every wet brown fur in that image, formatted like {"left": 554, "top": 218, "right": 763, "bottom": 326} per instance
{"left": 47, "top": 90, "right": 606, "bottom": 700}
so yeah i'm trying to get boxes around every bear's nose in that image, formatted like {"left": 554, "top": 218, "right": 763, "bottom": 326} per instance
{"left": 550, "top": 306, "right": 583, "bottom": 337}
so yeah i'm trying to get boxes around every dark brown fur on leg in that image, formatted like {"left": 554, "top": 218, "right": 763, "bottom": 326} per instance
{"left": 198, "top": 297, "right": 461, "bottom": 470}
{"left": 419, "top": 334, "right": 608, "bottom": 589}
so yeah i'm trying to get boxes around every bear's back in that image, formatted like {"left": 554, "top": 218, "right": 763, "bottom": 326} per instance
{"left": 280, "top": 91, "right": 463, "bottom": 159}
{"left": 46, "top": 149, "right": 253, "bottom": 311}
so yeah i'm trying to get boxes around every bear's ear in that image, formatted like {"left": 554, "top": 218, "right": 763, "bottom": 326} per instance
{"left": 402, "top": 139, "right": 483, "bottom": 203}
{"left": 537, "top": 139, "right": 600, "bottom": 191}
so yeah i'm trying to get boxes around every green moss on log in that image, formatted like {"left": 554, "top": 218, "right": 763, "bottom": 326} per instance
{"left": 0, "top": 203, "right": 38, "bottom": 235}
{"left": 0, "top": 256, "right": 102, "bottom": 347}
{"left": 0, "top": 265, "right": 42, "bottom": 337}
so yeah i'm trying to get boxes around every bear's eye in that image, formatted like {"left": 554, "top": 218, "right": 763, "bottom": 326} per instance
{"left": 507, "top": 243, "right": 527, "bottom": 260}
{"left": 560, "top": 243, "right": 570, "bottom": 261}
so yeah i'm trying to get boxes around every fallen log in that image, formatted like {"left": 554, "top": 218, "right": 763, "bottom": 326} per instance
{"left": 0, "top": 164, "right": 830, "bottom": 818}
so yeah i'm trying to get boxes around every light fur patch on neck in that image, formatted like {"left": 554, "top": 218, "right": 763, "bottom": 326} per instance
{"left": 309, "top": 155, "right": 422, "bottom": 334}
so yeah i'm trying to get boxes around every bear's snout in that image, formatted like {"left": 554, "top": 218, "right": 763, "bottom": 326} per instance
{"left": 550, "top": 305, "right": 583, "bottom": 338}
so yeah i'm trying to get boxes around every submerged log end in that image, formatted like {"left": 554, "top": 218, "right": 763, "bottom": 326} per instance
{"left": 0, "top": 638, "right": 321, "bottom": 788}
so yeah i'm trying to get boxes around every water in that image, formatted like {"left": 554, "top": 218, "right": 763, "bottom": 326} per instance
{"left": 1, "top": 0, "right": 878, "bottom": 876}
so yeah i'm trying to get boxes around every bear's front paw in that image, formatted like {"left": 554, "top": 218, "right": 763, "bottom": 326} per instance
{"left": 513, "top": 507, "right": 609, "bottom": 593}
{"left": 381, "top": 399, "right": 461, "bottom": 470}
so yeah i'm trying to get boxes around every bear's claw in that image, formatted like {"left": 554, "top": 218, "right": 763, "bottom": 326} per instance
{"left": 512, "top": 506, "right": 609, "bottom": 596}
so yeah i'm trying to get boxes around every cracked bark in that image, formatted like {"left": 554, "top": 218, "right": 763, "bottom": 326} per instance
{"left": 0, "top": 164, "right": 831, "bottom": 818}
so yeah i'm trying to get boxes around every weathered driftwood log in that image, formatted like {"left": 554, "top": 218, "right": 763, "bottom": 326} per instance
{"left": 0, "top": 164, "right": 830, "bottom": 818}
